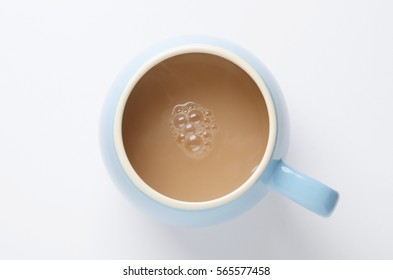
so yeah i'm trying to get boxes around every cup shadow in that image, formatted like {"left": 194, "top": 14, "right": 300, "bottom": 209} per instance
{"left": 161, "top": 192, "right": 323, "bottom": 259}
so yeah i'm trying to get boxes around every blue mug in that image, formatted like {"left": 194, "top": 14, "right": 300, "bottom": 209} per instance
{"left": 100, "top": 37, "right": 339, "bottom": 226}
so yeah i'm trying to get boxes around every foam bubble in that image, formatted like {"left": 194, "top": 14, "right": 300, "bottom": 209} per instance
{"left": 202, "top": 131, "right": 211, "bottom": 140}
{"left": 173, "top": 114, "right": 186, "bottom": 128}
{"left": 185, "top": 134, "right": 203, "bottom": 153}
{"left": 170, "top": 101, "right": 218, "bottom": 159}
{"left": 185, "top": 123, "right": 194, "bottom": 132}
{"left": 189, "top": 110, "right": 203, "bottom": 124}
{"left": 176, "top": 133, "right": 185, "bottom": 144}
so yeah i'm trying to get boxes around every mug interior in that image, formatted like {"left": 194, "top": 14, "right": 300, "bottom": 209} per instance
{"left": 114, "top": 46, "right": 277, "bottom": 210}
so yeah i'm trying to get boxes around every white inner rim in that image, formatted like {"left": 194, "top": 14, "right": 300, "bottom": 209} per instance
{"left": 113, "top": 45, "right": 277, "bottom": 210}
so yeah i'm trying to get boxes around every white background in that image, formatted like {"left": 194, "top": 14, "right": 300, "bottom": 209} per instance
{"left": 1, "top": 0, "right": 392, "bottom": 259}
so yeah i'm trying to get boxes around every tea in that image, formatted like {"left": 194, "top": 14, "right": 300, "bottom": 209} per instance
{"left": 122, "top": 53, "right": 269, "bottom": 202}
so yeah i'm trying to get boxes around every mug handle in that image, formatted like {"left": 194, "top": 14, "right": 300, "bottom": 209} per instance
{"left": 268, "top": 161, "right": 339, "bottom": 217}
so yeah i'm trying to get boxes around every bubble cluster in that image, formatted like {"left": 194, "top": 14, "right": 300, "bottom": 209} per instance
{"left": 170, "top": 102, "right": 218, "bottom": 159}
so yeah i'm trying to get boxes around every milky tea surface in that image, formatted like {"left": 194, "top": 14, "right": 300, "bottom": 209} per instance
{"left": 122, "top": 53, "right": 269, "bottom": 202}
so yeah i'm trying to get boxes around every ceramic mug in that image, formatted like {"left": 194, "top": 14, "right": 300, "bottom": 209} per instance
{"left": 100, "top": 36, "right": 339, "bottom": 226}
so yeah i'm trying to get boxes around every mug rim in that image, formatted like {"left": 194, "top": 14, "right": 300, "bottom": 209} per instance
{"left": 113, "top": 44, "right": 277, "bottom": 210}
